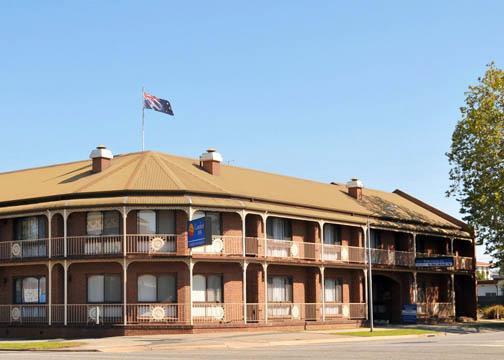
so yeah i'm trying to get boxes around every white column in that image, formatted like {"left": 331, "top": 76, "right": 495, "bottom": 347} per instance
{"left": 243, "top": 261, "right": 248, "bottom": 324}
{"left": 123, "top": 259, "right": 128, "bottom": 325}
{"left": 412, "top": 233, "right": 417, "bottom": 255}
{"left": 63, "top": 260, "right": 68, "bottom": 326}
{"left": 47, "top": 211, "right": 52, "bottom": 259}
{"left": 48, "top": 261, "right": 52, "bottom": 325}
{"left": 189, "top": 259, "right": 194, "bottom": 326}
{"left": 241, "top": 211, "right": 246, "bottom": 257}
{"left": 363, "top": 269, "right": 368, "bottom": 320}
{"left": 123, "top": 208, "right": 128, "bottom": 256}
{"left": 451, "top": 273, "right": 456, "bottom": 317}
{"left": 412, "top": 272, "right": 418, "bottom": 304}
{"left": 263, "top": 263, "right": 268, "bottom": 324}
{"left": 63, "top": 210, "right": 68, "bottom": 258}
{"left": 321, "top": 266, "right": 325, "bottom": 322}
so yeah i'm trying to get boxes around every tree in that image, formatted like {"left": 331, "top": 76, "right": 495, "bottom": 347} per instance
{"left": 447, "top": 63, "right": 504, "bottom": 267}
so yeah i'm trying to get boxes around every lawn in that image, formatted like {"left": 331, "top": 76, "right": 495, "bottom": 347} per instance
{"left": 0, "top": 341, "right": 83, "bottom": 351}
{"left": 335, "top": 329, "right": 437, "bottom": 337}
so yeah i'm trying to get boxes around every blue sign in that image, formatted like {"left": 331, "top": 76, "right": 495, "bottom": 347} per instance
{"left": 401, "top": 304, "right": 417, "bottom": 324}
{"left": 188, "top": 217, "right": 207, "bottom": 248}
{"left": 415, "top": 256, "right": 454, "bottom": 268}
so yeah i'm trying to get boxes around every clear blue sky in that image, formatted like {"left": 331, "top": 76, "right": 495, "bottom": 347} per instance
{"left": 1, "top": 1, "right": 502, "bottom": 261}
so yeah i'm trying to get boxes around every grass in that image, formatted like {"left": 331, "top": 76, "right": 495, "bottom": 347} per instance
{"left": 0, "top": 341, "right": 83, "bottom": 351}
{"left": 334, "top": 329, "right": 437, "bottom": 337}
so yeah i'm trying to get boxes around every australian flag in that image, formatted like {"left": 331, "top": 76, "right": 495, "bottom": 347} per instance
{"left": 143, "top": 92, "right": 174, "bottom": 115}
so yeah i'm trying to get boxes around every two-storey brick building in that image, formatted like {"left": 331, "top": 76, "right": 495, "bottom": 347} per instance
{"left": 0, "top": 146, "right": 476, "bottom": 337}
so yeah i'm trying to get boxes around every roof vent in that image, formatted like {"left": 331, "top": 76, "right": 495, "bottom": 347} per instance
{"left": 346, "top": 178, "right": 363, "bottom": 200}
{"left": 200, "top": 148, "right": 223, "bottom": 175}
{"left": 89, "top": 145, "right": 113, "bottom": 173}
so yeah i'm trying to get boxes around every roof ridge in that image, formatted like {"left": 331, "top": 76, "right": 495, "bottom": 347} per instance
{"left": 74, "top": 153, "right": 142, "bottom": 193}
{"left": 158, "top": 154, "right": 230, "bottom": 194}
{"left": 151, "top": 152, "right": 187, "bottom": 190}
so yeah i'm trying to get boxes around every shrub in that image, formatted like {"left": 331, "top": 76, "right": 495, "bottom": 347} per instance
{"left": 481, "top": 305, "right": 504, "bottom": 319}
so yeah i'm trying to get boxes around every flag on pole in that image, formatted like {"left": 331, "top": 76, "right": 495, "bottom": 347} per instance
{"left": 143, "top": 92, "right": 174, "bottom": 115}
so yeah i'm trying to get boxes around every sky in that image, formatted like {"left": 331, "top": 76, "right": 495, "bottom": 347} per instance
{"left": 0, "top": 1, "right": 502, "bottom": 262}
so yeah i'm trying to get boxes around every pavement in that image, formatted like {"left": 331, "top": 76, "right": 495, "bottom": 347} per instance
{"left": 1, "top": 324, "right": 504, "bottom": 359}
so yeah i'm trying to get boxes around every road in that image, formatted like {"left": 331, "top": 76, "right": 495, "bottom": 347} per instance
{"left": 3, "top": 331, "right": 504, "bottom": 359}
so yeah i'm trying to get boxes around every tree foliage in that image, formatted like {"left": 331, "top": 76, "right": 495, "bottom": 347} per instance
{"left": 447, "top": 63, "right": 504, "bottom": 266}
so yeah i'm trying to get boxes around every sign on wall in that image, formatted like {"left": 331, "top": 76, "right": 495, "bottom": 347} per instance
{"left": 401, "top": 304, "right": 417, "bottom": 324}
{"left": 415, "top": 256, "right": 454, "bottom": 268}
{"left": 188, "top": 217, "right": 212, "bottom": 248}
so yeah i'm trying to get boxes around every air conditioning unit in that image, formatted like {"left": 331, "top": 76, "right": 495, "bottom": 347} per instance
{"left": 149, "top": 237, "right": 166, "bottom": 253}
{"left": 341, "top": 245, "right": 349, "bottom": 261}
{"left": 212, "top": 238, "right": 224, "bottom": 253}
{"left": 87, "top": 306, "right": 101, "bottom": 324}
{"left": 11, "top": 242, "right": 22, "bottom": 258}
{"left": 211, "top": 305, "right": 225, "bottom": 320}
{"left": 150, "top": 306, "right": 166, "bottom": 321}
{"left": 290, "top": 243, "right": 299, "bottom": 257}
{"left": 291, "top": 305, "right": 300, "bottom": 319}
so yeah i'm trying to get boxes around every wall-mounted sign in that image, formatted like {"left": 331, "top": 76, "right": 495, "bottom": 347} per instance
{"left": 401, "top": 304, "right": 417, "bottom": 324}
{"left": 188, "top": 217, "right": 212, "bottom": 248}
{"left": 415, "top": 256, "right": 454, "bottom": 268}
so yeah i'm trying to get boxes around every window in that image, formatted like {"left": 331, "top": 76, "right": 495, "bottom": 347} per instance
{"left": 324, "top": 278, "right": 343, "bottom": 302}
{"left": 14, "top": 216, "right": 46, "bottom": 240}
{"left": 138, "top": 274, "right": 177, "bottom": 302}
{"left": 137, "top": 210, "right": 176, "bottom": 234}
{"left": 206, "top": 212, "right": 221, "bottom": 237}
{"left": 266, "top": 217, "right": 292, "bottom": 240}
{"left": 370, "top": 230, "right": 381, "bottom": 249}
{"left": 86, "top": 211, "right": 120, "bottom": 235}
{"left": 14, "top": 276, "right": 46, "bottom": 304}
{"left": 267, "top": 276, "right": 293, "bottom": 302}
{"left": 192, "top": 274, "right": 223, "bottom": 302}
{"left": 87, "top": 274, "right": 121, "bottom": 303}
{"left": 323, "top": 224, "right": 341, "bottom": 245}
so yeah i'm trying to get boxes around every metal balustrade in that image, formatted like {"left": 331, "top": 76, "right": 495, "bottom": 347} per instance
{"left": 322, "top": 244, "right": 366, "bottom": 264}
{"left": 0, "top": 302, "right": 367, "bottom": 325}
{"left": 369, "top": 248, "right": 415, "bottom": 267}
{"left": 67, "top": 236, "right": 123, "bottom": 257}
{"left": 126, "top": 234, "right": 177, "bottom": 254}
{"left": 454, "top": 256, "right": 473, "bottom": 270}
{"left": 191, "top": 236, "right": 243, "bottom": 256}
{"left": 0, "top": 239, "right": 48, "bottom": 260}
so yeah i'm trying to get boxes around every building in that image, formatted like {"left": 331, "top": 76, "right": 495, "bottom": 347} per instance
{"left": 476, "top": 261, "right": 493, "bottom": 280}
{"left": 0, "top": 146, "right": 476, "bottom": 337}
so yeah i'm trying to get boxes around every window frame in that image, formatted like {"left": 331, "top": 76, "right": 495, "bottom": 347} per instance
{"left": 86, "top": 274, "right": 122, "bottom": 304}
{"left": 267, "top": 275, "right": 293, "bottom": 303}
{"left": 323, "top": 224, "right": 342, "bottom": 245}
{"left": 136, "top": 210, "right": 177, "bottom": 235}
{"left": 205, "top": 212, "right": 222, "bottom": 237}
{"left": 13, "top": 275, "right": 47, "bottom": 304}
{"left": 137, "top": 273, "right": 177, "bottom": 303}
{"left": 266, "top": 217, "right": 292, "bottom": 241}
{"left": 324, "top": 277, "right": 343, "bottom": 303}
{"left": 86, "top": 211, "right": 121, "bottom": 236}
{"left": 192, "top": 273, "right": 224, "bottom": 303}
{"left": 14, "top": 216, "right": 47, "bottom": 241}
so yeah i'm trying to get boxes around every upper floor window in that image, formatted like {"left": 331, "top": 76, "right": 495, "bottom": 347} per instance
{"left": 266, "top": 217, "right": 292, "bottom": 240}
{"left": 323, "top": 224, "right": 341, "bottom": 245}
{"left": 192, "top": 274, "right": 223, "bottom": 303}
{"left": 206, "top": 212, "right": 222, "bottom": 236}
{"left": 14, "top": 216, "right": 46, "bottom": 240}
{"left": 87, "top": 274, "right": 121, "bottom": 303}
{"left": 324, "top": 278, "right": 343, "bottom": 303}
{"left": 370, "top": 230, "right": 381, "bottom": 249}
{"left": 137, "top": 210, "right": 175, "bottom": 234}
{"left": 87, "top": 211, "right": 121, "bottom": 236}
{"left": 138, "top": 274, "right": 177, "bottom": 303}
{"left": 14, "top": 276, "right": 46, "bottom": 304}
{"left": 267, "top": 276, "right": 293, "bottom": 302}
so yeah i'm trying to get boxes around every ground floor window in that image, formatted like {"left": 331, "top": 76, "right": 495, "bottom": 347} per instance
{"left": 324, "top": 278, "right": 343, "bottom": 302}
{"left": 87, "top": 274, "right": 121, "bottom": 303}
{"left": 192, "top": 274, "right": 223, "bottom": 302}
{"left": 14, "top": 276, "right": 46, "bottom": 304}
{"left": 138, "top": 274, "right": 177, "bottom": 302}
{"left": 267, "top": 276, "right": 293, "bottom": 302}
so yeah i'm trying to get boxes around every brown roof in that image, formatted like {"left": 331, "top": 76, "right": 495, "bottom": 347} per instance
{"left": 0, "top": 151, "right": 470, "bottom": 236}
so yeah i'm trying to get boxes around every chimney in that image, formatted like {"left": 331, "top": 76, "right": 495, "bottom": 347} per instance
{"left": 89, "top": 145, "right": 113, "bottom": 173}
{"left": 347, "top": 178, "right": 363, "bottom": 200}
{"left": 200, "top": 148, "right": 223, "bottom": 175}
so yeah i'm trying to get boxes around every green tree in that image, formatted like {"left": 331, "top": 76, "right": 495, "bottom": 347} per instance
{"left": 447, "top": 63, "right": 504, "bottom": 266}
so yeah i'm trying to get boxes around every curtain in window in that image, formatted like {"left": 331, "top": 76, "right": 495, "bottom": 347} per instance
{"left": 158, "top": 275, "right": 176, "bottom": 302}
{"left": 325, "top": 279, "right": 336, "bottom": 302}
{"left": 88, "top": 275, "right": 104, "bottom": 302}
{"left": 267, "top": 218, "right": 292, "bottom": 240}
{"left": 15, "top": 217, "right": 39, "bottom": 240}
{"left": 206, "top": 213, "right": 221, "bottom": 237}
{"left": 138, "top": 210, "right": 156, "bottom": 234}
{"left": 138, "top": 274, "right": 157, "bottom": 302}
{"left": 324, "top": 224, "right": 341, "bottom": 245}
{"left": 157, "top": 211, "right": 175, "bottom": 234}
{"left": 104, "top": 275, "right": 121, "bottom": 302}
{"left": 192, "top": 275, "right": 206, "bottom": 302}
{"left": 87, "top": 212, "right": 103, "bottom": 236}
{"left": 207, "top": 275, "right": 222, "bottom": 302}
{"left": 103, "top": 211, "right": 120, "bottom": 235}
{"left": 268, "top": 276, "right": 292, "bottom": 302}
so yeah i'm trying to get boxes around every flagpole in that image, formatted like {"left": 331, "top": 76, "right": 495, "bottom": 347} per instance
{"left": 141, "top": 87, "right": 145, "bottom": 151}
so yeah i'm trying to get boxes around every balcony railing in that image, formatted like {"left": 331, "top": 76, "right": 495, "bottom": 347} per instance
{"left": 322, "top": 244, "right": 366, "bottom": 264}
{"left": 417, "top": 302, "right": 454, "bottom": 318}
{"left": 67, "top": 235, "right": 123, "bottom": 257}
{"left": 191, "top": 236, "right": 243, "bottom": 256}
{"left": 454, "top": 256, "right": 473, "bottom": 270}
{"left": 263, "top": 239, "right": 319, "bottom": 261}
{"left": 0, "top": 303, "right": 366, "bottom": 325}
{"left": 0, "top": 239, "right": 48, "bottom": 260}
{"left": 369, "top": 248, "right": 415, "bottom": 267}
{"left": 126, "top": 234, "right": 177, "bottom": 255}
